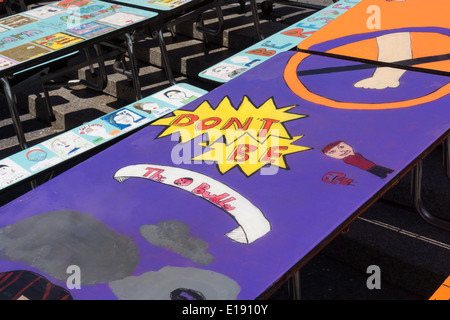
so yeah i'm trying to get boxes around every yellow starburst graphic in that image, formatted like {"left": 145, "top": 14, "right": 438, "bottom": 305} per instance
{"left": 152, "top": 96, "right": 311, "bottom": 176}
{"left": 193, "top": 133, "right": 309, "bottom": 176}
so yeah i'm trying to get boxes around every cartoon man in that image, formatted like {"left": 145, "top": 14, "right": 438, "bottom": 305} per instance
{"left": 322, "top": 141, "right": 394, "bottom": 179}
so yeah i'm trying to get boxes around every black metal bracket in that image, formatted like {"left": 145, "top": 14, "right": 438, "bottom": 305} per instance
{"left": 411, "top": 137, "right": 450, "bottom": 232}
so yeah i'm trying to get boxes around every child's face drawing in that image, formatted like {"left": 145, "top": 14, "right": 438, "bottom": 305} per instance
{"left": 324, "top": 142, "right": 355, "bottom": 159}
{"left": 0, "top": 165, "right": 14, "bottom": 178}
{"left": 165, "top": 90, "right": 187, "bottom": 100}
{"left": 113, "top": 112, "right": 135, "bottom": 125}
{"left": 212, "top": 66, "right": 233, "bottom": 75}
{"left": 140, "top": 102, "right": 159, "bottom": 111}
{"left": 52, "top": 139, "right": 76, "bottom": 154}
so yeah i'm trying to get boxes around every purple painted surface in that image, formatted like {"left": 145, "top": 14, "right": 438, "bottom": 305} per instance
{"left": 0, "top": 50, "right": 448, "bottom": 300}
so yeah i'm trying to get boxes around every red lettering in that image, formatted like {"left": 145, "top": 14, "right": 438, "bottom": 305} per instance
{"left": 143, "top": 167, "right": 165, "bottom": 182}
{"left": 191, "top": 183, "right": 235, "bottom": 211}
{"left": 259, "top": 118, "right": 279, "bottom": 137}
{"left": 246, "top": 48, "right": 276, "bottom": 56}
{"left": 262, "top": 146, "right": 288, "bottom": 163}
{"left": 322, "top": 171, "right": 354, "bottom": 185}
{"left": 281, "top": 28, "right": 315, "bottom": 38}
{"left": 195, "top": 117, "right": 222, "bottom": 130}
{"left": 228, "top": 144, "right": 257, "bottom": 162}
{"left": 171, "top": 114, "right": 199, "bottom": 126}
{"left": 207, "top": 193, "right": 229, "bottom": 203}
{"left": 192, "top": 182, "right": 209, "bottom": 194}
{"left": 221, "top": 117, "right": 252, "bottom": 130}
{"left": 333, "top": 3, "right": 351, "bottom": 10}
{"left": 216, "top": 197, "right": 236, "bottom": 210}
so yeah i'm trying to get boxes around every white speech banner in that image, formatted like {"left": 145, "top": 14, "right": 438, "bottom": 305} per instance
{"left": 113, "top": 164, "right": 271, "bottom": 244}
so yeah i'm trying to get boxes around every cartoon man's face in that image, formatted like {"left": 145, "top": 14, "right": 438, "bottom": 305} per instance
{"left": 324, "top": 142, "right": 355, "bottom": 159}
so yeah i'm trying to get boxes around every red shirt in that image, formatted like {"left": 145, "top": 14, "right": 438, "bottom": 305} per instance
{"left": 343, "top": 153, "right": 376, "bottom": 170}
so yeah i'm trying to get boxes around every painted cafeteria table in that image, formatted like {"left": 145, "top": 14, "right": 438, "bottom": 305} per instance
{"left": 0, "top": 0, "right": 158, "bottom": 150}
{"left": 0, "top": 0, "right": 449, "bottom": 301}
{"left": 0, "top": 51, "right": 448, "bottom": 300}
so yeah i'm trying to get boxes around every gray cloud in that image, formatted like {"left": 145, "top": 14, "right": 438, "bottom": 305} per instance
{"left": 109, "top": 266, "right": 240, "bottom": 300}
{"left": 140, "top": 220, "right": 214, "bottom": 266}
{"left": 0, "top": 210, "right": 140, "bottom": 285}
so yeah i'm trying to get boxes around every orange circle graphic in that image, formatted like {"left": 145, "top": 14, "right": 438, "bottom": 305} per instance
{"left": 284, "top": 51, "right": 450, "bottom": 110}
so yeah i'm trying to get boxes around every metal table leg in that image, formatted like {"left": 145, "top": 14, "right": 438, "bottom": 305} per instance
{"left": 154, "top": 28, "right": 177, "bottom": 86}
{"left": 288, "top": 270, "right": 301, "bottom": 300}
{"left": 1, "top": 76, "right": 27, "bottom": 150}
{"left": 42, "top": 45, "right": 108, "bottom": 113}
{"left": 411, "top": 158, "right": 450, "bottom": 232}
{"left": 124, "top": 32, "right": 143, "bottom": 100}
{"left": 443, "top": 137, "right": 449, "bottom": 180}
{"left": 251, "top": 0, "right": 330, "bottom": 40}
{"left": 249, "top": 0, "right": 264, "bottom": 40}
{"left": 196, "top": 0, "right": 225, "bottom": 36}
{"left": 154, "top": 0, "right": 226, "bottom": 85}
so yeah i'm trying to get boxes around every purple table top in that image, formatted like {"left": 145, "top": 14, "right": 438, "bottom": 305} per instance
{"left": 0, "top": 48, "right": 448, "bottom": 300}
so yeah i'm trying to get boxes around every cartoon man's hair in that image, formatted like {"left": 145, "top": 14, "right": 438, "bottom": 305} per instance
{"left": 322, "top": 141, "right": 343, "bottom": 154}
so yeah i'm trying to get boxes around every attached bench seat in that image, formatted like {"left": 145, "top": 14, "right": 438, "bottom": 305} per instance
{"left": 0, "top": 82, "right": 208, "bottom": 192}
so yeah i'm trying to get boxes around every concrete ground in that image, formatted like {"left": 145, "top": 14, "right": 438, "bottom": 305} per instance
{"left": 0, "top": 0, "right": 449, "bottom": 300}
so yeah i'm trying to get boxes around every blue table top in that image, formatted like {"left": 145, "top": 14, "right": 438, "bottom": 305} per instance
{"left": 105, "top": 0, "right": 205, "bottom": 12}
{"left": 0, "top": 0, "right": 158, "bottom": 74}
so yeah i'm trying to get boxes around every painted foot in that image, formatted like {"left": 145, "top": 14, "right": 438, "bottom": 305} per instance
{"left": 354, "top": 76, "right": 401, "bottom": 89}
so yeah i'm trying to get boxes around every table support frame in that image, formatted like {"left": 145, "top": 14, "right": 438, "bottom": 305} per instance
{"left": 411, "top": 137, "right": 450, "bottom": 232}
